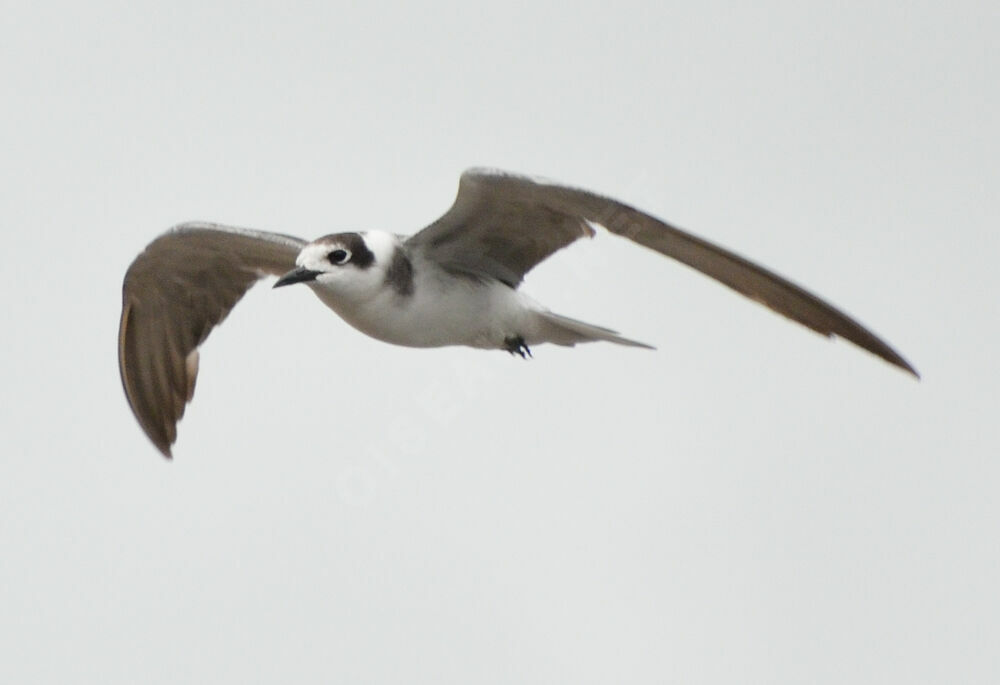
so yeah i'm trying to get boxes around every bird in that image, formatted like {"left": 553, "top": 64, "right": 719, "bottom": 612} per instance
{"left": 119, "top": 168, "right": 918, "bottom": 457}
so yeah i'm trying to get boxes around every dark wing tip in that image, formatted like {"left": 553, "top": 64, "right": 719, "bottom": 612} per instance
{"left": 118, "top": 295, "right": 181, "bottom": 459}
{"left": 841, "top": 329, "right": 919, "bottom": 378}
{"left": 883, "top": 350, "right": 920, "bottom": 380}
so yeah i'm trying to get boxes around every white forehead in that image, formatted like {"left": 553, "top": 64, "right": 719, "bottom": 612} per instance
{"left": 296, "top": 242, "right": 333, "bottom": 267}
{"left": 295, "top": 231, "right": 399, "bottom": 267}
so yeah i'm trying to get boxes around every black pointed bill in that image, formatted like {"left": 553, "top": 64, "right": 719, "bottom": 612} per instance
{"left": 274, "top": 267, "right": 321, "bottom": 288}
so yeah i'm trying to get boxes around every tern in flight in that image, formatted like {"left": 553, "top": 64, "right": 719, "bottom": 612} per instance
{"left": 119, "top": 168, "right": 917, "bottom": 457}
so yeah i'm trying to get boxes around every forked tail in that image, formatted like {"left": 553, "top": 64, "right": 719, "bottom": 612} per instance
{"left": 535, "top": 311, "right": 655, "bottom": 349}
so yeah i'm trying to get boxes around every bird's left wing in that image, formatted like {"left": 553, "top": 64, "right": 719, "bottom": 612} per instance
{"left": 406, "top": 169, "right": 596, "bottom": 287}
{"left": 118, "top": 222, "right": 306, "bottom": 458}
{"left": 408, "top": 168, "right": 917, "bottom": 377}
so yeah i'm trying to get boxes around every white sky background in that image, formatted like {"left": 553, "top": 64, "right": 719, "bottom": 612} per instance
{"left": 2, "top": 1, "right": 997, "bottom": 682}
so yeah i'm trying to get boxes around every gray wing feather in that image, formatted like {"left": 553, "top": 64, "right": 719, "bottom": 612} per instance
{"left": 407, "top": 171, "right": 596, "bottom": 286}
{"left": 409, "top": 169, "right": 918, "bottom": 377}
{"left": 118, "top": 222, "right": 306, "bottom": 457}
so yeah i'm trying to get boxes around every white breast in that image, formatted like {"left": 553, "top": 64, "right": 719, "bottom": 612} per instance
{"left": 311, "top": 256, "right": 536, "bottom": 349}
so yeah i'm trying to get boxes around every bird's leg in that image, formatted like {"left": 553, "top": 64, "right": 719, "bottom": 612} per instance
{"left": 503, "top": 335, "right": 532, "bottom": 359}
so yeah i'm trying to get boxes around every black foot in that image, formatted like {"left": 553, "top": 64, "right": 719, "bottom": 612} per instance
{"left": 503, "top": 335, "right": 532, "bottom": 359}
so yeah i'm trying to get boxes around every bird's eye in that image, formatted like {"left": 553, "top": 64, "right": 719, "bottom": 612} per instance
{"left": 328, "top": 249, "right": 350, "bottom": 264}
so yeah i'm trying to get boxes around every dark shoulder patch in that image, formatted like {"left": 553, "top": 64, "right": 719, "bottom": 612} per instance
{"left": 385, "top": 248, "right": 414, "bottom": 296}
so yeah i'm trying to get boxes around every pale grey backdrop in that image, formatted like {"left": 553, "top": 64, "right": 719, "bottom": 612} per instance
{"left": 2, "top": 1, "right": 997, "bottom": 683}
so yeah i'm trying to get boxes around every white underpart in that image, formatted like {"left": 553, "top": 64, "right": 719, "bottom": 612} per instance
{"left": 344, "top": 272, "right": 541, "bottom": 348}
{"left": 297, "top": 231, "right": 649, "bottom": 351}
{"left": 302, "top": 232, "right": 544, "bottom": 349}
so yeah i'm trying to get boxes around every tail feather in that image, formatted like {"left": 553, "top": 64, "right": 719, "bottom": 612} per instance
{"left": 534, "top": 311, "right": 655, "bottom": 349}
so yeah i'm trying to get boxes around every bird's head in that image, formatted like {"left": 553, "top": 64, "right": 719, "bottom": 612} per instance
{"left": 274, "top": 231, "right": 398, "bottom": 300}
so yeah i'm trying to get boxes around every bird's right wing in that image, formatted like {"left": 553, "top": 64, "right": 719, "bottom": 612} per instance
{"left": 118, "top": 222, "right": 306, "bottom": 458}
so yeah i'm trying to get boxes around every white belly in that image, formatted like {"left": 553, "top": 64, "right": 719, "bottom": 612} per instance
{"left": 312, "top": 272, "right": 537, "bottom": 349}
